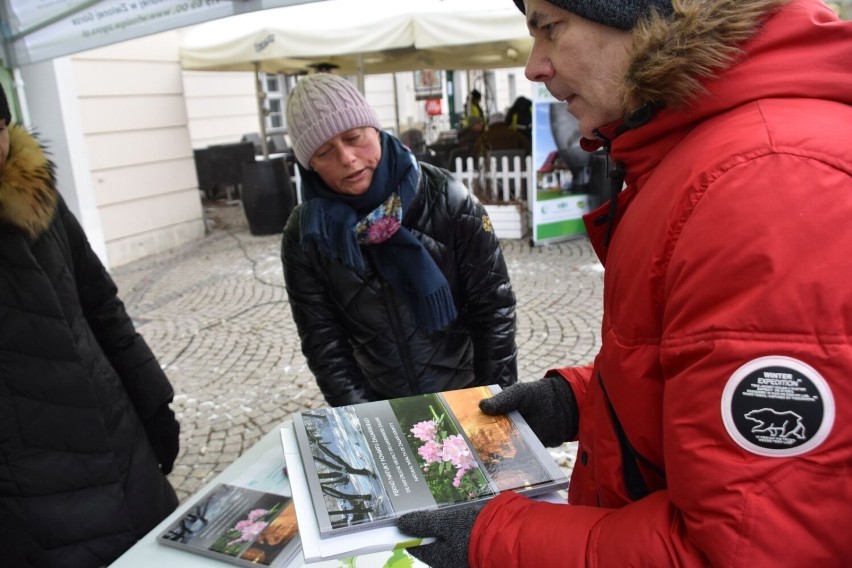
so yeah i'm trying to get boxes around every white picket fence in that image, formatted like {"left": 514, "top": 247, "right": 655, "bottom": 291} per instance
{"left": 290, "top": 154, "right": 533, "bottom": 204}
{"left": 451, "top": 154, "right": 533, "bottom": 204}
{"left": 287, "top": 154, "right": 531, "bottom": 238}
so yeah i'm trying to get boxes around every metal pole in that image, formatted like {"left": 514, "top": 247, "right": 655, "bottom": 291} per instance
{"left": 392, "top": 72, "right": 400, "bottom": 135}
{"left": 254, "top": 63, "right": 269, "bottom": 158}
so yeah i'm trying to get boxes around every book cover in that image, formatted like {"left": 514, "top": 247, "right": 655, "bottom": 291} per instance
{"left": 157, "top": 483, "right": 301, "bottom": 568}
{"left": 287, "top": 385, "right": 568, "bottom": 547}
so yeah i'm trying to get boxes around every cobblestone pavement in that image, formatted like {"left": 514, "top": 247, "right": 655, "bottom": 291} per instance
{"left": 110, "top": 203, "right": 604, "bottom": 502}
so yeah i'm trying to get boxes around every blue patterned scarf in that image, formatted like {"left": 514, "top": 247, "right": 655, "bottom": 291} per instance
{"left": 298, "top": 132, "right": 457, "bottom": 332}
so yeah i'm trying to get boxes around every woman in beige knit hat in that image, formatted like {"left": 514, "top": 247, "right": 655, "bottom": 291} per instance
{"left": 281, "top": 73, "right": 518, "bottom": 408}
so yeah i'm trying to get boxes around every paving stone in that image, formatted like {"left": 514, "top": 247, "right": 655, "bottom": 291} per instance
{"left": 110, "top": 203, "right": 604, "bottom": 501}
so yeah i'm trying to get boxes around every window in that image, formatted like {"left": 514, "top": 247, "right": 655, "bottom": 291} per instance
{"left": 263, "top": 73, "right": 286, "bottom": 131}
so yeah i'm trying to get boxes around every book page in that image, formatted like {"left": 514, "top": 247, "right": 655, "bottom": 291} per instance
{"left": 292, "top": 385, "right": 568, "bottom": 540}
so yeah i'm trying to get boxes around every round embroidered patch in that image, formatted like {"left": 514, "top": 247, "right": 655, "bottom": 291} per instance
{"left": 721, "top": 356, "right": 834, "bottom": 457}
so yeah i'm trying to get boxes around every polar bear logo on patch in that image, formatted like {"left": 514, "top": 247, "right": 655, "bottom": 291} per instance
{"left": 744, "top": 408, "right": 806, "bottom": 439}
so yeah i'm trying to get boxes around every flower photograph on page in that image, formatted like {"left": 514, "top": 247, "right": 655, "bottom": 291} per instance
{"left": 209, "top": 499, "right": 287, "bottom": 560}
{"left": 392, "top": 392, "right": 493, "bottom": 505}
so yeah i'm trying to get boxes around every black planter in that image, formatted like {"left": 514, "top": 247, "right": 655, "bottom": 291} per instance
{"left": 240, "top": 158, "right": 296, "bottom": 235}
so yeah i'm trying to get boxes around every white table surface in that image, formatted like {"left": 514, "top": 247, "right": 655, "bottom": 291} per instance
{"left": 111, "top": 422, "right": 427, "bottom": 568}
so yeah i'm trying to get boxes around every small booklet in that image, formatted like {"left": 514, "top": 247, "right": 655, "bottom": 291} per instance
{"left": 283, "top": 384, "right": 568, "bottom": 562}
{"left": 157, "top": 483, "right": 302, "bottom": 567}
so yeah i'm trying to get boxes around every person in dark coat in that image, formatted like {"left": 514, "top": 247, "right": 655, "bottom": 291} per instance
{"left": 0, "top": 84, "right": 180, "bottom": 568}
{"left": 505, "top": 95, "right": 533, "bottom": 141}
{"left": 281, "top": 73, "right": 518, "bottom": 407}
{"left": 462, "top": 88, "right": 485, "bottom": 128}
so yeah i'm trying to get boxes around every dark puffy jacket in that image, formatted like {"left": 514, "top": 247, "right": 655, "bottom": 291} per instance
{"left": 0, "top": 124, "right": 178, "bottom": 567}
{"left": 282, "top": 163, "right": 517, "bottom": 406}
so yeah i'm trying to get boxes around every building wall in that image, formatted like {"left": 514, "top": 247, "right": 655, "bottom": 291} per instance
{"left": 70, "top": 29, "right": 205, "bottom": 267}
{"left": 180, "top": 64, "right": 534, "bottom": 150}
{"left": 19, "top": 25, "right": 533, "bottom": 269}
{"left": 182, "top": 68, "right": 259, "bottom": 149}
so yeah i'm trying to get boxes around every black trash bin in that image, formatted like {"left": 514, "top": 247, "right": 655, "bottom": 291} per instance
{"left": 240, "top": 158, "right": 296, "bottom": 236}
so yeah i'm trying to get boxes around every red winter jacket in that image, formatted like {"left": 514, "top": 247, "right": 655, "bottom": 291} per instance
{"left": 470, "top": 0, "right": 852, "bottom": 565}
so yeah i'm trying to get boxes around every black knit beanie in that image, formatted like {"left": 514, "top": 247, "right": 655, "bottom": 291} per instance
{"left": 0, "top": 82, "right": 11, "bottom": 124}
{"left": 512, "top": 0, "right": 674, "bottom": 31}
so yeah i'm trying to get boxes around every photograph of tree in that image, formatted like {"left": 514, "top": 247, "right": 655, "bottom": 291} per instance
{"left": 301, "top": 407, "right": 395, "bottom": 530}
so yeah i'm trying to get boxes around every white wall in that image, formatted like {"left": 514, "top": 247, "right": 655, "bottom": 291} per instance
{"left": 16, "top": 22, "right": 533, "bottom": 270}
{"left": 182, "top": 69, "right": 259, "bottom": 149}
{"left": 70, "top": 30, "right": 205, "bottom": 267}
{"left": 181, "top": 66, "right": 534, "bottom": 148}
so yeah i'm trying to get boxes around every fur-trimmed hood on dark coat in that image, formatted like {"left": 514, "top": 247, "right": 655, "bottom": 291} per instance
{"left": 0, "top": 124, "right": 178, "bottom": 567}
{"left": 0, "top": 124, "right": 58, "bottom": 238}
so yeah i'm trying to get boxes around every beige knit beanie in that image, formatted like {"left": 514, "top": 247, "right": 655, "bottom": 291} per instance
{"left": 286, "top": 74, "right": 381, "bottom": 169}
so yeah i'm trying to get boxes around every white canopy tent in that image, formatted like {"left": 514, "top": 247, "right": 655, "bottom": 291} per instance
{"left": 178, "top": 0, "right": 532, "bottom": 153}
{"left": 179, "top": 0, "right": 532, "bottom": 76}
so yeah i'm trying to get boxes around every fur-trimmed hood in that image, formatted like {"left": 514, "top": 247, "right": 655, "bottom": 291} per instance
{"left": 625, "top": 0, "right": 787, "bottom": 113}
{"left": 0, "top": 124, "right": 58, "bottom": 239}
{"left": 595, "top": 0, "right": 852, "bottom": 180}
{"left": 623, "top": 0, "right": 850, "bottom": 118}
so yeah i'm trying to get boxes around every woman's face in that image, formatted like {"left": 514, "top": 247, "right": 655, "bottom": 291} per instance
{"left": 309, "top": 127, "right": 382, "bottom": 195}
{"left": 0, "top": 120, "right": 9, "bottom": 179}
{"left": 523, "top": 0, "right": 633, "bottom": 139}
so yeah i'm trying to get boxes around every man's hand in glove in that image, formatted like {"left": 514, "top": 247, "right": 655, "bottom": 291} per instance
{"left": 397, "top": 502, "right": 485, "bottom": 568}
{"left": 479, "top": 376, "right": 578, "bottom": 447}
{"left": 143, "top": 403, "right": 180, "bottom": 474}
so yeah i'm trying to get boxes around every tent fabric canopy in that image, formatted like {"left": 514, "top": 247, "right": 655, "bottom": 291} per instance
{"left": 178, "top": 0, "right": 532, "bottom": 76}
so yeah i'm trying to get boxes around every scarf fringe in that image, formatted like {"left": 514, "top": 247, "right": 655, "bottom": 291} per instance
{"left": 412, "top": 284, "right": 458, "bottom": 333}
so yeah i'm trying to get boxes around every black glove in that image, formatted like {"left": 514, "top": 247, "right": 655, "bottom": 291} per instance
{"left": 397, "top": 502, "right": 485, "bottom": 568}
{"left": 143, "top": 404, "right": 180, "bottom": 474}
{"left": 479, "top": 376, "right": 578, "bottom": 447}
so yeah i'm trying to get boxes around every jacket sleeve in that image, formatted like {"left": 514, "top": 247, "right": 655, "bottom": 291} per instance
{"left": 470, "top": 154, "right": 852, "bottom": 566}
{"left": 646, "top": 153, "right": 852, "bottom": 566}
{"left": 545, "top": 364, "right": 593, "bottom": 424}
{"left": 446, "top": 178, "right": 518, "bottom": 388}
{"left": 280, "top": 209, "right": 374, "bottom": 406}
{"left": 58, "top": 198, "right": 174, "bottom": 420}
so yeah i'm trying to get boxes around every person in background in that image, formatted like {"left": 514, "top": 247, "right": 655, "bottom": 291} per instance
{"left": 281, "top": 73, "right": 517, "bottom": 407}
{"left": 472, "top": 112, "right": 532, "bottom": 158}
{"left": 398, "top": 0, "right": 852, "bottom": 566}
{"left": 462, "top": 88, "right": 484, "bottom": 128}
{"left": 505, "top": 95, "right": 533, "bottom": 141}
{"left": 455, "top": 115, "right": 485, "bottom": 156}
{"left": 0, "top": 83, "right": 180, "bottom": 567}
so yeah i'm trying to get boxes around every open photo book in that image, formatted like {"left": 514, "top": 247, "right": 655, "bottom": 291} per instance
{"left": 282, "top": 384, "right": 569, "bottom": 562}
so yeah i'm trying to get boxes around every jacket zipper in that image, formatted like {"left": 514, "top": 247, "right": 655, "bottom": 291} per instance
{"left": 591, "top": 130, "right": 626, "bottom": 248}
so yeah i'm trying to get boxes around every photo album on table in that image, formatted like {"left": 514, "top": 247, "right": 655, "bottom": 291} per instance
{"left": 282, "top": 384, "right": 568, "bottom": 561}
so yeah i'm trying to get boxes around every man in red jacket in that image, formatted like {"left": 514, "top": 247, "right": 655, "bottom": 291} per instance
{"left": 398, "top": 0, "right": 852, "bottom": 566}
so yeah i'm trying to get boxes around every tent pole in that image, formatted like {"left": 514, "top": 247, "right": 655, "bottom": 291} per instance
{"left": 392, "top": 73, "right": 400, "bottom": 136}
{"left": 357, "top": 54, "right": 365, "bottom": 93}
{"left": 254, "top": 63, "right": 269, "bottom": 158}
